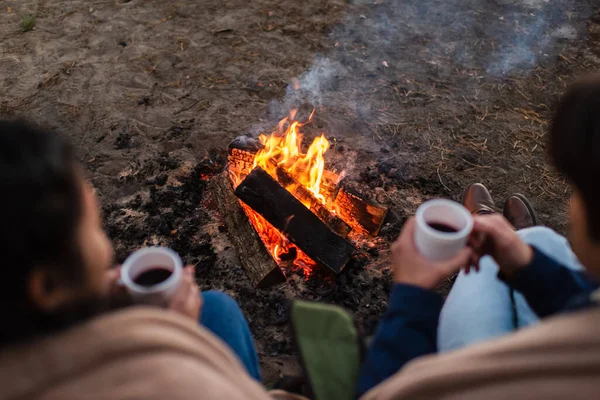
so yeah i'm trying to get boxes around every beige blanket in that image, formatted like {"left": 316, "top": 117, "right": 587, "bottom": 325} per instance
{"left": 0, "top": 307, "right": 305, "bottom": 400}
{"left": 362, "top": 307, "right": 600, "bottom": 399}
{"left": 5, "top": 303, "right": 599, "bottom": 399}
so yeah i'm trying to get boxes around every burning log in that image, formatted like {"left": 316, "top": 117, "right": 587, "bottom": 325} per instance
{"left": 227, "top": 136, "right": 263, "bottom": 181}
{"left": 318, "top": 169, "right": 340, "bottom": 200}
{"left": 334, "top": 182, "right": 389, "bottom": 236}
{"left": 210, "top": 172, "right": 286, "bottom": 288}
{"left": 275, "top": 166, "right": 351, "bottom": 238}
{"left": 228, "top": 136, "right": 351, "bottom": 237}
{"left": 235, "top": 167, "right": 354, "bottom": 274}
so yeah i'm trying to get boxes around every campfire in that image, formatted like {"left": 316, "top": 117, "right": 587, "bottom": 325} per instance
{"left": 211, "top": 111, "right": 388, "bottom": 288}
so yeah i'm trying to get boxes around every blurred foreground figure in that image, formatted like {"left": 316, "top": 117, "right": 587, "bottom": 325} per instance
{"left": 0, "top": 120, "right": 300, "bottom": 400}
{"left": 358, "top": 79, "right": 600, "bottom": 399}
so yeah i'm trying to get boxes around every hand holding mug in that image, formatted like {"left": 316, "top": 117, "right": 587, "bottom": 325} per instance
{"left": 120, "top": 247, "right": 203, "bottom": 320}
{"left": 105, "top": 266, "right": 135, "bottom": 309}
{"left": 168, "top": 265, "right": 202, "bottom": 321}
{"left": 469, "top": 214, "right": 534, "bottom": 277}
{"left": 393, "top": 217, "right": 474, "bottom": 290}
{"left": 120, "top": 247, "right": 183, "bottom": 306}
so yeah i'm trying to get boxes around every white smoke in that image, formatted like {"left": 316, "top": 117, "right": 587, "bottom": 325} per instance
{"left": 275, "top": 0, "right": 589, "bottom": 110}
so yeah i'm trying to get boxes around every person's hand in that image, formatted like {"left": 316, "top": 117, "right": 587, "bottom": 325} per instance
{"left": 105, "top": 266, "right": 123, "bottom": 297}
{"left": 392, "top": 217, "right": 475, "bottom": 289}
{"left": 104, "top": 266, "right": 135, "bottom": 309}
{"left": 468, "top": 214, "right": 534, "bottom": 278}
{"left": 169, "top": 265, "right": 203, "bottom": 321}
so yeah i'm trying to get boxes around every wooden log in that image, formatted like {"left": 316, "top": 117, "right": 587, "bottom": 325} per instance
{"left": 320, "top": 169, "right": 341, "bottom": 200}
{"left": 334, "top": 182, "right": 389, "bottom": 236}
{"left": 227, "top": 136, "right": 263, "bottom": 182}
{"left": 235, "top": 167, "right": 354, "bottom": 273}
{"left": 275, "top": 167, "right": 352, "bottom": 238}
{"left": 210, "top": 172, "right": 286, "bottom": 288}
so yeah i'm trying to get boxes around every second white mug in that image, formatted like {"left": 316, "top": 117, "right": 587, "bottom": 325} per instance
{"left": 414, "top": 199, "right": 474, "bottom": 261}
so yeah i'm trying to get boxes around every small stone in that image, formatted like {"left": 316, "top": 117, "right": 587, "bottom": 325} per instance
{"left": 367, "top": 247, "right": 379, "bottom": 257}
{"left": 155, "top": 174, "right": 168, "bottom": 186}
{"left": 137, "top": 96, "right": 150, "bottom": 106}
{"left": 376, "top": 161, "right": 393, "bottom": 175}
{"left": 388, "top": 168, "right": 401, "bottom": 179}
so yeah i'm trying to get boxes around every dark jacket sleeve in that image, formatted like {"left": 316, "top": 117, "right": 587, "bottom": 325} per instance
{"left": 356, "top": 283, "right": 443, "bottom": 397}
{"left": 499, "top": 246, "right": 598, "bottom": 317}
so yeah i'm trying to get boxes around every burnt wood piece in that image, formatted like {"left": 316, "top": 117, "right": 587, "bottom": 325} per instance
{"left": 227, "top": 136, "right": 263, "bottom": 181}
{"left": 334, "top": 183, "right": 389, "bottom": 236}
{"left": 275, "top": 167, "right": 351, "bottom": 238}
{"left": 320, "top": 169, "right": 340, "bottom": 201}
{"left": 235, "top": 167, "right": 354, "bottom": 273}
{"left": 210, "top": 172, "right": 286, "bottom": 288}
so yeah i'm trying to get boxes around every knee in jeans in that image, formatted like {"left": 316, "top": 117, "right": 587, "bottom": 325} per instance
{"left": 202, "top": 290, "right": 242, "bottom": 314}
{"left": 518, "top": 226, "right": 562, "bottom": 246}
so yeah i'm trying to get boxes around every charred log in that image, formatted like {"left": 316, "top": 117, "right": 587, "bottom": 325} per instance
{"left": 334, "top": 182, "right": 389, "bottom": 236}
{"left": 235, "top": 167, "right": 354, "bottom": 273}
{"left": 275, "top": 166, "right": 351, "bottom": 238}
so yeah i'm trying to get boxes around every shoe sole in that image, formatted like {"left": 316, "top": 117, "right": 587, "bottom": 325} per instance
{"left": 507, "top": 193, "right": 539, "bottom": 226}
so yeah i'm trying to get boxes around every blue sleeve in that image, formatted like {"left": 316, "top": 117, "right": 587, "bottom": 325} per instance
{"left": 356, "top": 283, "right": 443, "bottom": 397}
{"left": 499, "top": 247, "right": 598, "bottom": 317}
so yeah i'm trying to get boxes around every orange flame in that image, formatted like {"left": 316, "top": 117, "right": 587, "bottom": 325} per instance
{"left": 253, "top": 110, "right": 330, "bottom": 203}
{"left": 231, "top": 110, "right": 334, "bottom": 277}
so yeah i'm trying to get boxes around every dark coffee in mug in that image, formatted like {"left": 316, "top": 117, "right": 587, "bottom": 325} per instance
{"left": 427, "top": 221, "right": 459, "bottom": 233}
{"left": 133, "top": 268, "right": 172, "bottom": 287}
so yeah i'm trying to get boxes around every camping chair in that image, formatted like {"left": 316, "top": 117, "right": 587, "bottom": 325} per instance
{"left": 289, "top": 300, "right": 365, "bottom": 400}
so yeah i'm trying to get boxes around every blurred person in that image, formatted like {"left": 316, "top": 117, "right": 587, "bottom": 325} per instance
{"left": 358, "top": 79, "right": 600, "bottom": 399}
{"left": 0, "top": 120, "right": 298, "bottom": 400}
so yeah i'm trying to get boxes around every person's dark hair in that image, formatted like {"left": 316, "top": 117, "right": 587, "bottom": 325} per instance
{"left": 549, "top": 78, "right": 600, "bottom": 240}
{"left": 0, "top": 120, "right": 85, "bottom": 344}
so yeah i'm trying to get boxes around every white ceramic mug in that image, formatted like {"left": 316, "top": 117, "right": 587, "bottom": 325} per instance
{"left": 414, "top": 199, "right": 474, "bottom": 261}
{"left": 120, "top": 247, "right": 183, "bottom": 306}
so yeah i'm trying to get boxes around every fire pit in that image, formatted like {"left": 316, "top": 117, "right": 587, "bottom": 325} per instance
{"left": 211, "top": 111, "right": 388, "bottom": 288}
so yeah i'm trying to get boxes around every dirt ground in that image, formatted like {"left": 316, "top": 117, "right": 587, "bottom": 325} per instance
{"left": 1, "top": 0, "right": 600, "bottom": 384}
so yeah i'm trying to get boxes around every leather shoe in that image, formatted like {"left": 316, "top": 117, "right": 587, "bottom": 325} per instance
{"left": 462, "top": 183, "right": 495, "bottom": 215}
{"left": 503, "top": 194, "right": 538, "bottom": 230}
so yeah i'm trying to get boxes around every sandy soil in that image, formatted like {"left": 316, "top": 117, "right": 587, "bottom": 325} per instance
{"left": 1, "top": 0, "right": 599, "bottom": 385}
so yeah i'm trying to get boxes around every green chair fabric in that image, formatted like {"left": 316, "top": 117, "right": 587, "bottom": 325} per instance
{"left": 290, "top": 300, "right": 363, "bottom": 400}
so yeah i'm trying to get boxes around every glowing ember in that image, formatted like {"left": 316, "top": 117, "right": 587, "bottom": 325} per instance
{"left": 240, "top": 202, "right": 314, "bottom": 277}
